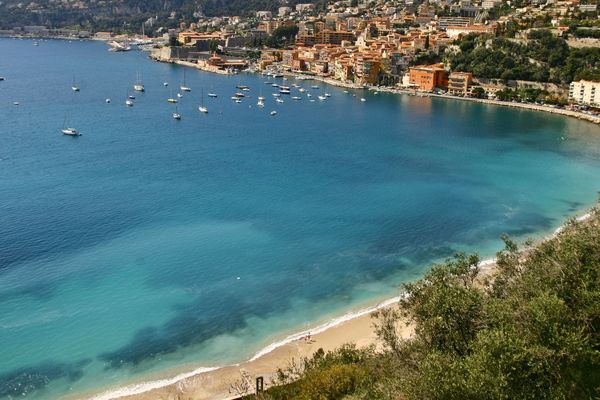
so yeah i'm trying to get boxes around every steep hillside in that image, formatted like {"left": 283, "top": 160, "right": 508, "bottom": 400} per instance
{"left": 0, "top": 0, "right": 320, "bottom": 31}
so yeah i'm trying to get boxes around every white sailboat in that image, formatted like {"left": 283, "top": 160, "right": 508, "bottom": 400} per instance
{"left": 133, "top": 72, "right": 145, "bottom": 92}
{"left": 198, "top": 89, "right": 208, "bottom": 113}
{"left": 125, "top": 91, "right": 134, "bottom": 107}
{"left": 180, "top": 69, "right": 191, "bottom": 92}
{"left": 208, "top": 92, "right": 217, "bottom": 98}
{"left": 173, "top": 104, "right": 182, "bottom": 119}
{"left": 61, "top": 100, "right": 81, "bottom": 136}
{"left": 71, "top": 75, "right": 80, "bottom": 92}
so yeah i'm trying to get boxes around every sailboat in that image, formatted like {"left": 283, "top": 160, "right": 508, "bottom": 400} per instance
{"left": 125, "top": 90, "right": 134, "bottom": 107}
{"left": 198, "top": 89, "right": 208, "bottom": 113}
{"left": 61, "top": 96, "right": 81, "bottom": 136}
{"left": 167, "top": 88, "right": 178, "bottom": 103}
{"left": 257, "top": 85, "right": 265, "bottom": 106}
{"left": 207, "top": 92, "right": 217, "bottom": 98}
{"left": 173, "top": 104, "right": 181, "bottom": 120}
{"left": 71, "top": 75, "right": 80, "bottom": 92}
{"left": 180, "top": 69, "right": 191, "bottom": 92}
{"left": 133, "top": 72, "right": 145, "bottom": 92}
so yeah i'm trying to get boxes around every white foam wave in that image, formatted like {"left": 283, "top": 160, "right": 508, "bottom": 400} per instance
{"left": 86, "top": 295, "right": 403, "bottom": 400}
{"left": 87, "top": 366, "right": 221, "bottom": 400}
{"left": 88, "top": 209, "right": 595, "bottom": 400}
{"left": 249, "top": 295, "right": 403, "bottom": 362}
{"left": 554, "top": 211, "right": 592, "bottom": 235}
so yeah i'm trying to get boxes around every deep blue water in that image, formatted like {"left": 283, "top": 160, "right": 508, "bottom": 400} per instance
{"left": 1, "top": 38, "right": 600, "bottom": 399}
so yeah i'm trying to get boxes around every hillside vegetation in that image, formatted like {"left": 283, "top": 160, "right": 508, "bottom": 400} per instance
{"left": 446, "top": 30, "right": 600, "bottom": 83}
{"left": 0, "top": 0, "right": 321, "bottom": 31}
{"left": 248, "top": 208, "right": 600, "bottom": 399}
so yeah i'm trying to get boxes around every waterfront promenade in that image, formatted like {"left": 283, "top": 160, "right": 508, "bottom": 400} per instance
{"left": 150, "top": 54, "right": 600, "bottom": 125}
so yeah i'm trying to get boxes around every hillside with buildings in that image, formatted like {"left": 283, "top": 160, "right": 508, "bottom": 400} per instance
{"left": 143, "top": 0, "right": 599, "bottom": 113}
{"left": 1, "top": 0, "right": 599, "bottom": 112}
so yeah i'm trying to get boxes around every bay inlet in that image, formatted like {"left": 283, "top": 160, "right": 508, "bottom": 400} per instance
{"left": 1, "top": 38, "right": 600, "bottom": 399}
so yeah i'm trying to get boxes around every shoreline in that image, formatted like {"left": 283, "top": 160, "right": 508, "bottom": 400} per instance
{"left": 76, "top": 207, "right": 596, "bottom": 400}
{"left": 80, "top": 294, "right": 406, "bottom": 400}
{"left": 65, "top": 55, "right": 599, "bottom": 400}
{"left": 151, "top": 56, "right": 600, "bottom": 125}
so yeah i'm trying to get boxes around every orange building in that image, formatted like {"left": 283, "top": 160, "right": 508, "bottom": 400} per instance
{"left": 408, "top": 64, "right": 448, "bottom": 91}
{"left": 448, "top": 71, "right": 473, "bottom": 95}
{"left": 314, "top": 30, "right": 355, "bottom": 45}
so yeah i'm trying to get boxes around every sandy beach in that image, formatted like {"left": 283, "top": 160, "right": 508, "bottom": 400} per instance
{"left": 82, "top": 207, "right": 590, "bottom": 400}
{"left": 98, "top": 304, "right": 414, "bottom": 400}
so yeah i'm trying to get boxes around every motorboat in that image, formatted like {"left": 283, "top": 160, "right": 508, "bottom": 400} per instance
{"left": 61, "top": 128, "right": 81, "bottom": 136}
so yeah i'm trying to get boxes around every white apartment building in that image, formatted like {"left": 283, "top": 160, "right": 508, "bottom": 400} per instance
{"left": 569, "top": 80, "right": 600, "bottom": 107}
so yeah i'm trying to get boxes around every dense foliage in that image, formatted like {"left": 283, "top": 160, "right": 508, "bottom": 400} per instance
{"left": 248, "top": 208, "right": 600, "bottom": 399}
{"left": 265, "top": 25, "right": 300, "bottom": 48}
{"left": 0, "top": 0, "right": 319, "bottom": 30}
{"left": 446, "top": 30, "right": 600, "bottom": 83}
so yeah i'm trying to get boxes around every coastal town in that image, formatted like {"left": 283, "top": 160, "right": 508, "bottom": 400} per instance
{"left": 2, "top": 0, "right": 600, "bottom": 399}
{"left": 1, "top": 0, "right": 599, "bottom": 120}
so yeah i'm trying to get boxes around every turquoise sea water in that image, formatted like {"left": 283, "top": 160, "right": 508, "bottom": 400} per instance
{"left": 1, "top": 38, "right": 600, "bottom": 399}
